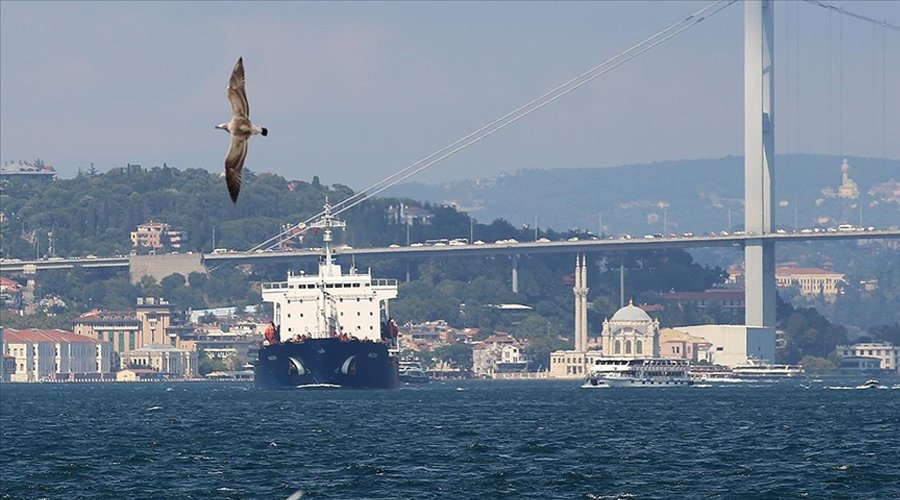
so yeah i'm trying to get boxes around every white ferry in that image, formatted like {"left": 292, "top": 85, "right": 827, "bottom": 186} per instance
{"left": 731, "top": 359, "right": 804, "bottom": 379}
{"left": 689, "top": 365, "right": 747, "bottom": 383}
{"left": 583, "top": 358, "right": 692, "bottom": 388}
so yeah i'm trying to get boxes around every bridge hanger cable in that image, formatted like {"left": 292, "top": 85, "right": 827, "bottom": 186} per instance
{"left": 249, "top": 0, "right": 738, "bottom": 252}
{"left": 802, "top": 0, "right": 900, "bottom": 32}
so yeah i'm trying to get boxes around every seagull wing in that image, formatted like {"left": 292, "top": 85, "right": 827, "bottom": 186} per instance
{"left": 224, "top": 134, "right": 249, "bottom": 203}
{"left": 227, "top": 57, "right": 250, "bottom": 117}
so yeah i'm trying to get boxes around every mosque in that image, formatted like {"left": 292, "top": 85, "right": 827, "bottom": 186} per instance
{"left": 821, "top": 158, "right": 859, "bottom": 199}
{"left": 549, "top": 256, "right": 775, "bottom": 379}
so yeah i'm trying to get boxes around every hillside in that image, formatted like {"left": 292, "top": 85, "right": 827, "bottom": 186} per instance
{"left": 385, "top": 154, "right": 899, "bottom": 236}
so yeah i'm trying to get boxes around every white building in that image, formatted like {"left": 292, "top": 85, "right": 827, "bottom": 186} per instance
{"left": 549, "top": 350, "right": 605, "bottom": 379}
{"left": 836, "top": 343, "right": 900, "bottom": 374}
{"left": 472, "top": 334, "right": 528, "bottom": 377}
{"left": 2, "top": 328, "right": 111, "bottom": 382}
{"left": 120, "top": 344, "right": 198, "bottom": 379}
{"left": 673, "top": 325, "right": 775, "bottom": 367}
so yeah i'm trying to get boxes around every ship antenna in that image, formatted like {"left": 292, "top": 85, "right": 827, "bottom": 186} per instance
{"left": 310, "top": 199, "right": 346, "bottom": 275}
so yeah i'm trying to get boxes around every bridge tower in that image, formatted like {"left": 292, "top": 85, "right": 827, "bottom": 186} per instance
{"left": 744, "top": 0, "right": 776, "bottom": 327}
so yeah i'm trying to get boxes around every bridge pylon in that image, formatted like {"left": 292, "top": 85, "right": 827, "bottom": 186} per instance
{"left": 744, "top": 0, "right": 776, "bottom": 328}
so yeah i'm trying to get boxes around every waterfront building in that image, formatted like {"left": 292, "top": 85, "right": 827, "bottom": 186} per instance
{"left": 549, "top": 350, "right": 605, "bottom": 379}
{"left": 671, "top": 325, "right": 775, "bottom": 367}
{"left": 472, "top": 333, "right": 528, "bottom": 377}
{"left": 116, "top": 368, "right": 163, "bottom": 382}
{"left": 73, "top": 297, "right": 173, "bottom": 354}
{"left": 659, "top": 328, "right": 713, "bottom": 363}
{"left": 2, "top": 328, "right": 111, "bottom": 382}
{"left": 2, "top": 353, "right": 15, "bottom": 382}
{"left": 836, "top": 342, "right": 900, "bottom": 374}
{"left": 119, "top": 344, "right": 198, "bottom": 379}
{"left": 599, "top": 300, "right": 661, "bottom": 358}
{"left": 175, "top": 326, "right": 259, "bottom": 363}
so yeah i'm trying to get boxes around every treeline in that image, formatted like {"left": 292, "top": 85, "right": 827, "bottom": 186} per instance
{"left": 0, "top": 164, "right": 356, "bottom": 258}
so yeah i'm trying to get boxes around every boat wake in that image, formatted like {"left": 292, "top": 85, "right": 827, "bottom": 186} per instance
{"left": 295, "top": 383, "right": 342, "bottom": 389}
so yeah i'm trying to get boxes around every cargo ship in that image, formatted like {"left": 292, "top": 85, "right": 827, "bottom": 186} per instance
{"left": 254, "top": 204, "right": 400, "bottom": 389}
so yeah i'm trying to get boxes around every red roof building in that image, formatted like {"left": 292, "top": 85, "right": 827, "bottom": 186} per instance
{"left": 2, "top": 328, "right": 111, "bottom": 382}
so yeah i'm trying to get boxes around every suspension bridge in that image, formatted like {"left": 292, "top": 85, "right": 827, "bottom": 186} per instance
{"left": 2, "top": 1, "right": 898, "bottom": 330}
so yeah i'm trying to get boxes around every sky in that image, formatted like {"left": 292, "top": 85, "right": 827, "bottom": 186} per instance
{"left": 1, "top": 1, "right": 898, "bottom": 191}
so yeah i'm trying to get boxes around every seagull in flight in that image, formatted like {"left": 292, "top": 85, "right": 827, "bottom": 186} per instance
{"left": 216, "top": 57, "right": 268, "bottom": 203}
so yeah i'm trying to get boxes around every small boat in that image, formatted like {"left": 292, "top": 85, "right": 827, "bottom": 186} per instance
{"left": 857, "top": 379, "right": 883, "bottom": 390}
{"left": 398, "top": 361, "right": 430, "bottom": 384}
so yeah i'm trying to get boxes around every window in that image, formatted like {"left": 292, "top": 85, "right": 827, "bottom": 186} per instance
{"left": 614, "top": 341, "right": 621, "bottom": 354}
{"left": 625, "top": 340, "right": 632, "bottom": 354}
{"left": 636, "top": 341, "right": 643, "bottom": 354}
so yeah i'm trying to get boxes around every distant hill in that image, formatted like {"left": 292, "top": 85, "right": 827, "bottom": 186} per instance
{"left": 384, "top": 154, "right": 899, "bottom": 236}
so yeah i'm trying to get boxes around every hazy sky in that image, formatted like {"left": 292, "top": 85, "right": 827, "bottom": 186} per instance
{"left": 1, "top": 1, "right": 898, "bottom": 190}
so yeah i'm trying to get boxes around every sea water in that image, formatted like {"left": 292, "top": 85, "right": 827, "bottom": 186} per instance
{"left": 1, "top": 379, "right": 898, "bottom": 499}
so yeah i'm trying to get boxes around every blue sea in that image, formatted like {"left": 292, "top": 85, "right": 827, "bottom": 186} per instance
{"left": 1, "top": 379, "right": 898, "bottom": 499}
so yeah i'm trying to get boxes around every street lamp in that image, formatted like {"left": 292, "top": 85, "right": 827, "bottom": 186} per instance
{"left": 658, "top": 201, "right": 669, "bottom": 235}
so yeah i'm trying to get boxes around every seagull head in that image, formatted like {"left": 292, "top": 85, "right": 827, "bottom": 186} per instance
{"left": 215, "top": 122, "right": 230, "bottom": 132}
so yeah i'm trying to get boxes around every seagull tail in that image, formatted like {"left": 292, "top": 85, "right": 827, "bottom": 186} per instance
{"left": 261, "top": 127, "right": 268, "bottom": 137}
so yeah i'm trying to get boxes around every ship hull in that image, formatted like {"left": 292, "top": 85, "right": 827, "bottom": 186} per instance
{"left": 584, "top": 376, "right": 693, "bottom": 387}
{"left": 255, "top": 338, "right": 398, "bottom": 389}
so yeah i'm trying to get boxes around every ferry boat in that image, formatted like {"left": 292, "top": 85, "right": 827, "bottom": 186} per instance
{"left": 398, "top": 360, "right": 430, "bottom": 384}
{"left": 254, "top": 204, "right": 400, "bottom": 389}
{"left": 731, "top": 358, "right": 804, "bottom": 379}
{"left": 689, "top": 364, "right": 747, "bottom": 383}
{"left": 583, "top": 358, "right": 692, "bottom": 387}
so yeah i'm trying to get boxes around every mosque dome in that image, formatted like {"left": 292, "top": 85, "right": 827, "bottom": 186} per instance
{"left": 610, "top": 300, "right": 652, "bottom": 322}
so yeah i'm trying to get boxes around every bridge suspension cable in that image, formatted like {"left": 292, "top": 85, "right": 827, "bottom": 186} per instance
{"left": 803, "top": 0, "right": 900, "bottom": 32}
{"left": 249, "top": 0, "right": 738, "bottom": 252}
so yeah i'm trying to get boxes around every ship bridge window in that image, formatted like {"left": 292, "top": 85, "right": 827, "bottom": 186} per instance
{"left": 353, "top": 283, "right": 360, "bottom": 288}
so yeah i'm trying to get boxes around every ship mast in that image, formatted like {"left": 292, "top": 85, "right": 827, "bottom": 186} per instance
{"left": 309, "top": 200, "right": 346, "bottom": 276}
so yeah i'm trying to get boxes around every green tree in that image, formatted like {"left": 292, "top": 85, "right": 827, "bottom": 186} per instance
{"left": 430, "top": 343, "right": 473, "bottom": 370}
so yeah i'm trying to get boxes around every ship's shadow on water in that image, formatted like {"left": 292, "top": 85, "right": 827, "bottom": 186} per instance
{"left": 1, "top": 379, "right": 898, "bottom": 499}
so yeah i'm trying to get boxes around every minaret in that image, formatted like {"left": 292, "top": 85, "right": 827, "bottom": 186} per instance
{"left": 573, "top": 256, "right": 583, "bottom": 351}
{"left": 572, "top": 254, "right": 590, "bottom": 352}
